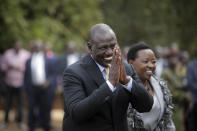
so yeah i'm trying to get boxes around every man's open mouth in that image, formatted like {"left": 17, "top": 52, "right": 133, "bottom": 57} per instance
{"left": 104, "top": 56, "right": 113, "bottom": 61}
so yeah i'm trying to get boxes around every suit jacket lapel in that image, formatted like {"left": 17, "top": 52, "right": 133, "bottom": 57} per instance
{"left": 81, "top": 54, "right": 105, "bottom": 87}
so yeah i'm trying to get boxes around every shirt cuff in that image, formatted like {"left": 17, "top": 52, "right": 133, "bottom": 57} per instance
{"left": 106, "top": 80, "right": 116, "bottom": 92}
{"left": 123, "top": 76, "right": 133, "bottom": 92}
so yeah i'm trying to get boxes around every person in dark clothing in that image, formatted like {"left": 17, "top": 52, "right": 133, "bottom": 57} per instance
{"left": 24, "top": 41, "right": 55, "bottom": 131}
{"left": 0, "top": 41, "right": 30, "bottom": 129}
{"left": 186, "top": 54, "right": 197, "bottom": 131}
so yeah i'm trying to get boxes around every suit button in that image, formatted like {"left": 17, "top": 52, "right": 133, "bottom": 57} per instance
{"left": 105, "top": 96, "right": 110, "bottom": 101}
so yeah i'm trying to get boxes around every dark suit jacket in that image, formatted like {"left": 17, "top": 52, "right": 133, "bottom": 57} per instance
{"left": 24, "top": 55, "right": 56, "bottom": 93}
{"left": 62, "top": 53, "right": 153, "bottom": 131}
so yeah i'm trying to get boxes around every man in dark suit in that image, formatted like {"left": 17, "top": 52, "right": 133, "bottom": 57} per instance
{"left": 62, "top": 23, "right": 153, "bottom": 131}
{"left": 24, "top": 41, "right": 55, "bottom": 131}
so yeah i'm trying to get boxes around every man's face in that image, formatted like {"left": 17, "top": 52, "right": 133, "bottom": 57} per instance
{"left": 89, "top": 37, "right": 116, "bottom": 68}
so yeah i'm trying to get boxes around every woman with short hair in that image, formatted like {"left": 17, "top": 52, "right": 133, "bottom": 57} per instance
{"left": 127, "top": 43, "right": 175, "bottom": 131}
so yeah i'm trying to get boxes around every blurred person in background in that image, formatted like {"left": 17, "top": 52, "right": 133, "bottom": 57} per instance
{"left": 177, "top": 51, "right": 189, "bottom": 87}
{"left": 24, "top": 41, "right": 55, "bottom": 131}
{"left": 43, "top": 42, "right": 59, "bottom": 129}
{"left": 127, "top": 43, "right": 175, "bottom": 131}
{"left": 154, "top": 45, "right": 168, "bottom": 78}
{"left": 177, "top": 51, "right": 192, "bottom": 131}
{"left": 161, "top": 50, "right": 185, "bottom": 102}
{"left": 186, "top": 52, "right": 197, "bottom": 131}
{"left": 161, "top": 49, "right": 186, "bottom": 131}
{"left": 57, "top": 41, "right": 80, "bottom": 96}
{"left": 0, "top": 41, "right": 30, "bottom": 129}
{"left": 0, "top": 53, "right": 6, "bottom": 104}
{"left": 59, "top": 41, "right": 80, "bottom": 74}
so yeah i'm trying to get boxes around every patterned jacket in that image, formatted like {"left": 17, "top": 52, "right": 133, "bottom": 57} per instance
{"left": 127, "top": 75, "right": 175, "bottom": 131}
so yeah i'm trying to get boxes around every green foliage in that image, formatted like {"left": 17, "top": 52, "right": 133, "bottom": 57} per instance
{"left": 100, "top": 0, "right": 197, "bottom": 57}
{"left": 171, "top": 0, "right": 197, "bottom": 58}
{"left": 0, "top": 0, "right": 196, "bottom": 57}
{"left": 100, "top": 0, "right": 175, "bottom": 46}
{"left": 0, "top": 0, "right": 103, "bottom": 53}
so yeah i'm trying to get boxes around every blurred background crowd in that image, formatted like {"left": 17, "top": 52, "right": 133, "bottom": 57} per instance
{"left": 0, "top": 40, "right": 196, "bottom": 131}
{"left": 0, "top": 0, "right": 197, "bottom": 131}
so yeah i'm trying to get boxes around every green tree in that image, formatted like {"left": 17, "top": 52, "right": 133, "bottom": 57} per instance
{"left": 100, "top": 0, "right": 197, "bottom": 58}
{"left": 100, "top": 0, "right": 176, "bottom": 46}
{"left": 0, "top": 0, "right": 103, "bottom": 52}
{"left": 172, "top": 0, "right": 197, "bottom": 58}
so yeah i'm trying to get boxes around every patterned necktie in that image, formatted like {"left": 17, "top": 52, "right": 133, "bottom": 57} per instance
{"left": 105, "top": 68, "right": 109, "bottom": 80}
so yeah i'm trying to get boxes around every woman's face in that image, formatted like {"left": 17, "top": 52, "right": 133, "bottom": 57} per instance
{"left": 129, "top": 49, "right": 156, "bottom": 82}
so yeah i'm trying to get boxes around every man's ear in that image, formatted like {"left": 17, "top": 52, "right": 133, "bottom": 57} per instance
{"left": 87, "top": 41, "right": 92, "bottom": 51}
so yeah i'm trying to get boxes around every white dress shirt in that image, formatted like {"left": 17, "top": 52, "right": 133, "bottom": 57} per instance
{"left": 31, "top": 52, "right": 46, "bottom": 86}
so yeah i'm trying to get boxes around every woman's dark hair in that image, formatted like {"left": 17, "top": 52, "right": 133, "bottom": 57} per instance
{"left": 127, "top": 43, "right": 151, "bottom": 62}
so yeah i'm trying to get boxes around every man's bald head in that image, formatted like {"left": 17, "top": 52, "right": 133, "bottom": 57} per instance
{"left": 87, "top": 24, "right": 117, "bottom": 67}
{"left": 88, "top": 23, "right": 117, "bottom": 43}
